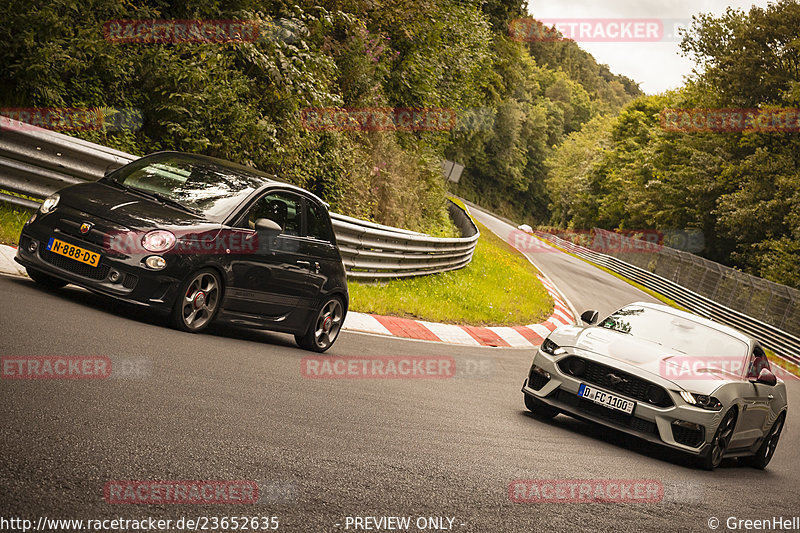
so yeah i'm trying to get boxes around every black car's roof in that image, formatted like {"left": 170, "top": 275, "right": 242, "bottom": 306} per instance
{"left": 140, "top": 151, "right": 327, "bottom": 206}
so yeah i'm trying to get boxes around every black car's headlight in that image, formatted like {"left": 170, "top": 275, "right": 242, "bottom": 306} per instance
{"left": 541, "top": 338, "right": 566, "bottom": 356}
{"left": 679, "top": 391, "right": 722, "bottom": 411}
{"left": 40, "top": 193, "right": 60, "bottom": 214}
{"left": 141, "top": 230, "right": 176, "bottom": 253}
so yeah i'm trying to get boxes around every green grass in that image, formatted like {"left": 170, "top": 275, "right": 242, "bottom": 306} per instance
{"left": 348, "top": 219, "right": 553, "bottom": 326}
{"left": 0, "top": 202, "right": 33, "bottom": 246}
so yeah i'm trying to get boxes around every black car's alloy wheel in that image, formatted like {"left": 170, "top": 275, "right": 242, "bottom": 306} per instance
{"left": 743, "top": 412, "right": 785, "bottom": 469}
{"left": 296, "top": 296, "right": 343, "bottom": 352}
{"left": 26, "top": 267, "right": 68, "bottom": 289}
{"left": 171, "top": 269, "right": 221, "bottom": 332}
{"left": 701, "top": 408, "right": 737, "bottom": 470}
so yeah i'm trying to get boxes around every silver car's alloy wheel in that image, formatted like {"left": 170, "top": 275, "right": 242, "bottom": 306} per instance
{"left": 180, "top": 271, "right": 220, "bottom": 331}
{"left": 745, "top": 412, "right": 785, "bottom": 469}
{"left": 708, "top": 409, "right": 737, "bottom": 469}
{"left": 762, "top": 416, "right": 784, "bottom": 463}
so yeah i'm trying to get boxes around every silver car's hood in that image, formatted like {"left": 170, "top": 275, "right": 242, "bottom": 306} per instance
{"left": 549, "top": 326, "right": 740, "bottom": 394}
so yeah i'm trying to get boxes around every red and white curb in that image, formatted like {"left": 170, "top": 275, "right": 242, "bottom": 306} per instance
{"left": 342, "top": 275, "right": 574, "bottom": 348}
{"left": 1, "top": 243, "right": 572, "bottom": 347}
{"left": 0, "top": 244, "right": 25, "bottom": 277}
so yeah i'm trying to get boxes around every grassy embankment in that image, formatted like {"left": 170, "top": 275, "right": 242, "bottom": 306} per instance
{"left": 348, "top": 213, "right": 553, "bottom": 326}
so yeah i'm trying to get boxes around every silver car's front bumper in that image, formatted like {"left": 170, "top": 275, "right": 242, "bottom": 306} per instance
{"left": 521, "top": 348, "right": 728, "bottom": 457}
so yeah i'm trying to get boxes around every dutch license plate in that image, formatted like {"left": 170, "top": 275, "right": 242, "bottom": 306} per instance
{"left": 578, "top": 383, "right": 635, "bottom": 414}
{"left": 47, "top": 237, "right": 101, "bottom": 267}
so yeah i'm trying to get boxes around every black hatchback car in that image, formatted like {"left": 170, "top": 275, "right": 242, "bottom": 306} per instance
{"left": 15, "top": 152, "right": 348, "bottom": 352}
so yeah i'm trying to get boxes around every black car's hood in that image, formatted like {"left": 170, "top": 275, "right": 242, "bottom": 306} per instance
{"left": 58, "top": 181, "right": 208, "bottom": 230}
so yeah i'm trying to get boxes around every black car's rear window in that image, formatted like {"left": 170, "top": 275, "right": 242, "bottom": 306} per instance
{"left": 106, "top": 154, "right": 265, "bottom": 221}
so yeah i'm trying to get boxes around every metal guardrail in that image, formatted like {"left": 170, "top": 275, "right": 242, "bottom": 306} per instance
{"left": 536, "top": 231, "right": 800, "bottom": 367}
{"left": 0, "top": 117, "right": 478, "bottom": 279}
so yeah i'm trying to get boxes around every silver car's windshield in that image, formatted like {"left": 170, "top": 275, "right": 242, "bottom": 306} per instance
{"left": 599, "top": 305, "right": 748, "bottom": 358}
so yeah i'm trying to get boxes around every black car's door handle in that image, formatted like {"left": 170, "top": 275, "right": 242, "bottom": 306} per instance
{"left": 296, "top": 260, "right": 311, "bottom": 268}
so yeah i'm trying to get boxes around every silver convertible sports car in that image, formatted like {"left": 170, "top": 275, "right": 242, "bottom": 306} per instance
{"left": 521, "top": 302, "right": 788, "bottom": 470}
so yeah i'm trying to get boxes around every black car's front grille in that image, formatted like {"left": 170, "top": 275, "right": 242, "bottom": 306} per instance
{"left": 40, "top": 248, "right": 109, "bottom": 280}
{"left": 122, "top": 273, "right": 138, "bottom": 289}
{"left": 672, "top": 424, "right": 704, "bottom": 448}
{"left": 553, "top": 389, "right": 660, "bottom": 437}
{"left": 557, "top": 356, "right": 674, "bottom": 407}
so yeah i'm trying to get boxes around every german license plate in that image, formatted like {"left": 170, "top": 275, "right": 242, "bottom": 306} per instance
{"left": 47, "top": 237, "right": 101, "bottom": 267}
{"left": 578, "top": 383, "right": 635, "bottom": 414}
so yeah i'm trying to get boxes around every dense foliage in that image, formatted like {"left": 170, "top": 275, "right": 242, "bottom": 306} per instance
{"left": 546, "top": 0, "right": 800, "bottom": 288}
{"left": 0, "top": 0, "right": 637, "bottom": 236}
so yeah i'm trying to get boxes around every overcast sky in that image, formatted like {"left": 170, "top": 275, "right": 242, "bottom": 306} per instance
{"left": 526, "top": 0, "right": 772, "bottom": 94}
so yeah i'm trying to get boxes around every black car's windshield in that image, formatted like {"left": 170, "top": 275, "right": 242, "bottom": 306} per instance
{"left": 106, "top": 154, "right": 265, "bottom": 220}
{"left": 599, "top": 305, "right": 748, "bottom": 358}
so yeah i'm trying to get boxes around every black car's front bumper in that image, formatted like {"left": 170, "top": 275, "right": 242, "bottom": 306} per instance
{"left": 16, "top": 222, "right": 187, "bottom": 313}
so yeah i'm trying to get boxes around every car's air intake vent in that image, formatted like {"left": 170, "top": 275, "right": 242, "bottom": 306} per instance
{"left": 672, "top": 423, "right": 704, "bottom": 448}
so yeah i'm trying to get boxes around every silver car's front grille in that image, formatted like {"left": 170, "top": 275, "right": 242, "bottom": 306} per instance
{"left": 557, "top": 356, "right": 674, "bottom": 408}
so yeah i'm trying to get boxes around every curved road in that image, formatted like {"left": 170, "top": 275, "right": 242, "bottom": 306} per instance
{"left": 0, "top": 207, "right": 797, "bottom": 533}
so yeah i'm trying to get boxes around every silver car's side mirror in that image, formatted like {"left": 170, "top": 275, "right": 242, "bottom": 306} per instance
{"left": 580, "top": 310, "right": 599, "bottom": 325}
{"left": 753, "top": 368, "right": 777, "bottom": 386}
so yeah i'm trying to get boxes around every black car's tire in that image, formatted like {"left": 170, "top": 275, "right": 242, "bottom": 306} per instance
{"left": 742, "top": 412, "right": 785, "bottom": 470}
{"left": 295, "top": 296, "right": 344, "bottom": 353}
{"left": 699, "top": 407, "right": 738, "bottom": 470}
{"left": 524, "top": 394, "right": 559, "bottom": 419}
{"left": 170, "top": 269, "right": 222, "bottom": 333}
{"left": 26, "top": 267, "right": 68, "bottom": 289}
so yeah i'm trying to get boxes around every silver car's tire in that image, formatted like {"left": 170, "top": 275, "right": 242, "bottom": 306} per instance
{"left": 743, "top": 412, "right": 785, "bottom": 470}
{"left": 524, "top": 394, "right": 559, "bottom": 419}
{"left": 700, "top": 408, "right": 737, "bottom": 470}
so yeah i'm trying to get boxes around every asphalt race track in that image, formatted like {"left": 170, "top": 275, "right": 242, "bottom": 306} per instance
{"left": 1, "top": 208, "right": 797, "bottom": 533}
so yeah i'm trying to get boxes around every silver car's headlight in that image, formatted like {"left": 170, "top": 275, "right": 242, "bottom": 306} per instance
{"left": 679, "top": 391, "right": 722, "bottom": 411}
{"left": 40, "top": 193, "right": 60, "bottom": 214}
{"left": 541, "top": 338, "right": 566, "bottom": 355}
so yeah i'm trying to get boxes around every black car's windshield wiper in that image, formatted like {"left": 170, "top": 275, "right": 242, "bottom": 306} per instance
{"left": 123, "top": 186, "right": 199, "bottom": 215}
{"left": 150, "top": 192, "right": 200, "bottom": 215}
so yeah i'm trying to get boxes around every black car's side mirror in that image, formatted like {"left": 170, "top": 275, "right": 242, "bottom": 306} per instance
{"left": 580, "top": 310, "right": 599, "bottom": 325}
{"left": 752, "top": 368, "right": 777, "bottom": 386}
{"left": 254, "top": 218, "right": 282, "bottom": 234}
